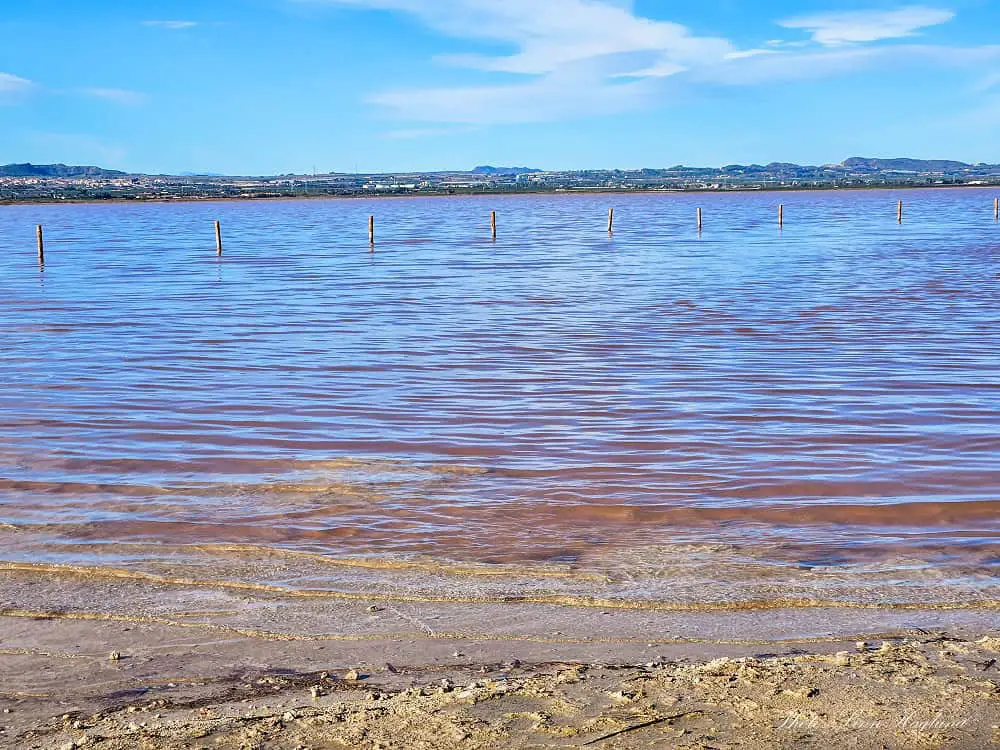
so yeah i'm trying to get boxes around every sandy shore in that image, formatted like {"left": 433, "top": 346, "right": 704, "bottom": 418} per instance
{"left": 2, "top": 615, "right": 998, "bottom": 749}
{"left": 0, "top": 559, "right": 998, "bottom": 748}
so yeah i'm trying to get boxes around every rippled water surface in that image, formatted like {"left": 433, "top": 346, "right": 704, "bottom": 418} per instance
{"left": 1, "top": 189, "right": 999, "bottom": 605}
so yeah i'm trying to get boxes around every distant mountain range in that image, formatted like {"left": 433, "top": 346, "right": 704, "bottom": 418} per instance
{"left": 0, "top": 163, "right": 129, "bottom": 178}
{"left": 471, "top": 165, "right": 543, "bottom": 175}
{"left": 687, "top": 158, "right": 998, "bottom": 174}
{"left": 839, "top": 157, "right": 987, "bottom": 172}
{"left": 3, "top": 158, "right": 999, "bottom": 180}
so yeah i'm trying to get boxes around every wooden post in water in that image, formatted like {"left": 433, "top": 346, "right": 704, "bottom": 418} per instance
{"left": 778, "top": 204, "right": 784, "bottom": 227}
{"left": 490, "top": 210, "right": 497, "bottom": 240}
{"left": 697, "top": 207, "right": 703, "bottom": 231}
{"left": 897, "top": 200, "right": 903, "bottom": 224}
{"left": 215, "top": 221, "right": 223, "bottom": 256}
{"left": 995, "top": 196, "right": 999, "bottom": 221}
{"left": 368, "top": 215, "right": 375, "bottom": 247}
{"left": 36, "top": 225, "right": 44, "bottom": 267}
{"left": 607, "top": 207, "right": 614, "bottom": 233}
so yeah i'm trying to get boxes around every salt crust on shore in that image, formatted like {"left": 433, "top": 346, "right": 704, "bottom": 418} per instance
{"left": 8, "top": 636, "right": 1000, "bottom": 749}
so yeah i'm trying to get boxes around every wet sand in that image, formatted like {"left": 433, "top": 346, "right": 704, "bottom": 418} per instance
{"left": 2, "top": 614, "right": 998, "bottom": 749}
{"left": 1, "top": 564, "right": 998, "bottom": 749}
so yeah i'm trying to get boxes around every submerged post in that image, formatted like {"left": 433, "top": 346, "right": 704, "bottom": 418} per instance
{"left": 36, "top": 224, "right": 44, "bottom": 266}
{"left": 897, "top": 200, "right": 903, "bottom": 224}
{"left": 697, "top": 207, "right": 703, "bottom": 231}
{"left": 778, "top": 204, "right": 784, "bottom": 227}
{"left": 368, "top": 215, "right": 375, "bottom": 246}
{"left": 995, "top": 197, "right": 998, "bottom": 221}
{"left": 215, "top": 220, "right": 222, "bottom": 256}
{"left": 490, "top": 210, "right": 497, "bottom": 240}
{"left": 607, "top": 207, "right": 614, "bottom": 233}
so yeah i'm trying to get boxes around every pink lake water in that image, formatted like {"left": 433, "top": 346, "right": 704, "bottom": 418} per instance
{"left": 0, "top": 189, "right": 998, "bottom": 609}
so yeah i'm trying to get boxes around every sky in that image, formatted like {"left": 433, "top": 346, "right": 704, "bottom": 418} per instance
{"left": 1, "top": 0, "right": 1000, "bottom": 174}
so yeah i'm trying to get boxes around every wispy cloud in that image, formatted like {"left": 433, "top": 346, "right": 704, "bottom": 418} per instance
{"left": 779, "top": 6, "right": 954, "bottom": 46}
{"left": 80, "top": 87, "right": 147, "bottom": 106}
{"left": 304, "top": 0, "right": 733, "bottom": 75}
{"left": 300, "top": 0, "right": 973, "bottom": 125}
{"left": 694, "top": 46, "right": 882, "bottom": 85}
{"left": 142, "top": 20, "right": 200, "bottom": 30}
{"left": 0, "top": 72, "right": 33, "bottom": 104}
{"left": 962, "top": 94, "right": 1000, "bottom": 126}
{"left": 303, "top": 0, "right": 732, "bottom": 123}
{"left": 371, "top": 66, "right": 657, "bottom": 124}
{"left": 27, "top": 132, "right": 128, "bottom": 166}
{"left": 695, "top": 42, "right": 1000, "bottom": 86}
{"left": 973, "top": 71, "right": 1000, "bottom": 93}
{"left": 381, "top": 125, "right": 479, "bottom": 139}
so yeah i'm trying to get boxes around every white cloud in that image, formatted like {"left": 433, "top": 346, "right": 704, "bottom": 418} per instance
{"left": 298, "top": 0, "right": 984, "bottom": 126}
{"left": 143, "top": 20, "right": 200, "bottom": 29}
{"left": 697, "top": 43, "right": 1000, "bottom": 86}
{"left": 381, "top": 126, "right": 478, "bottom": 139}
{"left": 697, "top": 46, "right": 881, "bottom": 85}
{"left": 0, "top": 73, "right": 33, "bottom": 104}
{"left": 302, "top": 0, "right": 732, "bottom": 122}
{"left": 80, "top": 87, "right": 147, "bottom": 105}
{"left": 973, "top": 71, "right": 1000, "bottom": 93}
{"left": 963, "top": 94, "right": 1000, "bottom": 126}
{"left": 779, "top": 6, "right": 954, "bottom": 46}
{"left": 724, "top": 49, "right": 780, "bottom": 61}
{"left": 27, "top": 133, "right": 128, "bottom": 166}
{"left": 613, "top": 60, "right": 686, "bottom": 79}
{"left": 370, "top": 65, "right": 658, "bottom": 123}
{"left": 303, "top": 0, "right": 733, "bottom": 75}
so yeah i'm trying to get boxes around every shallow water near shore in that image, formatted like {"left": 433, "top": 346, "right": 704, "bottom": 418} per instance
{"left": 1, "top": 189, "right": 999, "bottom": 623}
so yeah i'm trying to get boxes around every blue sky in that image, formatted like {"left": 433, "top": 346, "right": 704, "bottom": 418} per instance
{"left": 2, "top": 0, "right": 999, "bottom": 174}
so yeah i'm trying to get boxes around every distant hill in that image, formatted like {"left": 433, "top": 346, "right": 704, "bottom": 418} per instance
{"left": 472, "top": 165, "right": 542, "bottom": 175}
{"left": 0, "top": 163, "right": 129, "bottom": 178}
{"left": 3, "top": 158, "right": 999, "bottom": 184}
{"left": 841, "top": 157, "right": 978, "bottom": 172}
